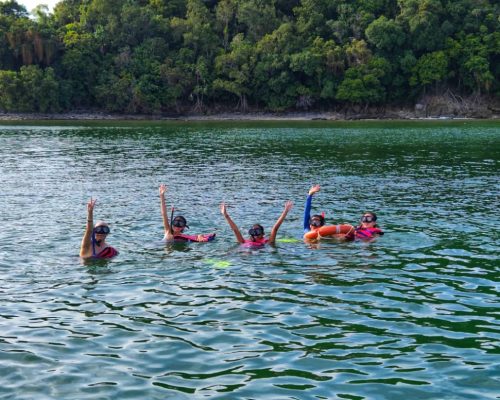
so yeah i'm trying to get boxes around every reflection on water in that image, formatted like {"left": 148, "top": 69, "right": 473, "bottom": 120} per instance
{"left": 0, "top": 121, "right": 498, "bottom": 399}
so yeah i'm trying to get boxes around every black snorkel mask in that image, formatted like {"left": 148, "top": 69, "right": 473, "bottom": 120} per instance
{"left": 248, "top": 226, "right": 264, "bottom": 238}
{"left": 309, "top": 215, "right": 325, "bottom": 227}
{"left": 90, "top": 225, "right": 111, "bottom": 256}
{"left": 92, "top": 225, "right": 110, "bottom": 247}
{"left": 361, "top": 214, "right": 377, "bottom": 223}
{"left": 172, "top": 216, "right": 189, "bottom": 229}
{"left": 94, "top": 226, "right": 110, "bottom": 235}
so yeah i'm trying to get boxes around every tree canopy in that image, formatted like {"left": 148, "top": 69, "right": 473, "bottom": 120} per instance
{"left": 0, "top": 0, "right": 498, "bottom": 113}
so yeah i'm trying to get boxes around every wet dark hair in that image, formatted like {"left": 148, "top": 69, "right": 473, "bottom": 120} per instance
{"left": 309, "top": 214, "right": 325, "bottom": 227}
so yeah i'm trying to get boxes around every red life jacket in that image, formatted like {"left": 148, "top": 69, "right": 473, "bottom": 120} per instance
{"left": 94, "top": 246, "right": 119, "bottom": 258}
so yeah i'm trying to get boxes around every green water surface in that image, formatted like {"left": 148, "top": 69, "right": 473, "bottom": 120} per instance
{"left": 0, "top": 120, "right": 498, "bottom": 399}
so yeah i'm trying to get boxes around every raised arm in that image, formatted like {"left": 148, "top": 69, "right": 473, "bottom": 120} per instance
{"left": 220, "top": 202, "right": 245, "bottom": 244}
{"left": 80, "top": 197, "right": 96, "bottom": 257}
{"left": 303, "top": 184, "right": 320, "bottom": 232}
{"left": 159, "top": 184, "right": 173, "bottom": 240}
{"left": 269, "top": 200, "right": 293, "bottom": 244}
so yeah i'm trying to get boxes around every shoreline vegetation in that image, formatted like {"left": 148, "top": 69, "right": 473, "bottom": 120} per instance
{"left": 0, "top": 1, "right": 498, "bottom": 121}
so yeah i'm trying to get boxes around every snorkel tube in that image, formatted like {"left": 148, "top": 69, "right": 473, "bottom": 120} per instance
{"left": 91, "top": 230, "right": 97, "bottom": 257}
{"left": 170, "top": 206, "right": 175, "bottom": 235}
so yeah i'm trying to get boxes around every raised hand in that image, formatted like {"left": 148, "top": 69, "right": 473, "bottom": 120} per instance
{"left": 220, "top": 202, "right": 228, "bottom": 216}
{"left": 283, "top": 200, "right": 293, "bottom": 213}
{"left": 308, "top": 184, "right": 321, "bottom": 196}
{"left": 159, "top": 184, "right": 167, "bottom": 196}
{"left": 87, "top": 197, "right": 97, "bottom": 214}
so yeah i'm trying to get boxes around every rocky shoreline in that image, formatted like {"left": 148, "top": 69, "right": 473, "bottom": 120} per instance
{"left": 1, "top": 96, "right": 499, "bottom": 121}
{"left": 0, "top": 110, "right": 498, "bottom": 121}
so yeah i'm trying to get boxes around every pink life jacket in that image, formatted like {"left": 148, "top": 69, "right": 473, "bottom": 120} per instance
{"left": 243, "top": 237, "right": 269, "bottom": 247}
{"left": 355, "top": 227, "right": 383, "bottom": 239}
{"left": 173, "top": 233, "right": 216, "bottom": 243}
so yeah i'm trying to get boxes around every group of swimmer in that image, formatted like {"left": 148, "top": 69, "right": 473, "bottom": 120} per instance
{"left": 80, "top": 184, "right": 383, "bottom": 259}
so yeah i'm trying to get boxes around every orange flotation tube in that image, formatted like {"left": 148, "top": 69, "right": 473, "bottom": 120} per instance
{"left": 304, "top": 224, "right": 355, "bottom": 241}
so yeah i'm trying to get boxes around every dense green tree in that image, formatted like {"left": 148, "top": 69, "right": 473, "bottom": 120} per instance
{"left": 365, "top": 16, "right": 405, "bottom": 52}
{"left": 170, "top": 0, "right": 218, "bottom": 59}
{"left": 253, "top": 22, "right": 301, "bottom": 110}
{"left": 0, "top": 65, "right": 60, "bottom": 112}
{"left": 0, "top": 0, "right": 27, "bottom": 17}
{"left": 0, "top": 0, "right": 497, "bottom": 113}
{"left": 215, "top": 0, "right": 236, "bottom": 51}
{"left": 0, "top": 69, "right": 18, "bottom": 110}
{"left": 170, "top": 0, "right": 219, "bottom": 110}
{"left": 95, "top": 72, "right": 133, "bottom": 112}
{"left": 397, "top": 0, "right": 445, "bottom": 53}
{"left": 336, "top": 56, "right": 389, "bottom": 107}
{"left": 294, "top": 0, "right": 338, "bottom": 38}
{"left": 59, "top": 28, "right": 102, "bottom": 107}
{"left": 410, "top": 50, "right": 449, "bottom": 91}
{"left": 213, "top": 33, "right": 254, "bottom": 110}
{"left": 236, "top": 0, "right": 279, "bottom": 43}
{"left": 450, "top": 34, "right": 495, "bottom": 95}
{"left": 158, "top": 55, "right": 195, "bottom": 112}
{"left": 289, "top": 37, "right": 345, "bottom": 106}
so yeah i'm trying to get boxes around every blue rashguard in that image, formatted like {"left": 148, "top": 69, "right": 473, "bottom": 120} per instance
{"left": 303, "top": 195, "right": 313, "bottom": 233}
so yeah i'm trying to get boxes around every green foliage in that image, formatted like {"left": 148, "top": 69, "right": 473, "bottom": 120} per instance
{"left": 0, "top": 0, "right": 497, "bottom": 113}
{"left": 253, "top": 22, "right": 302, "bottom": 110}
{"left": 213, "top": 33, "right": 254, "bottom": 109}
{"left": 336, "top": 57, "right": 389, "bottom": 105}
{"left": 397, "top": 0, "right": 445, "bottom": 52}
{"left": 0, "top": 65, "right": 60, "bottom": 112}
{"left": 95, "top": 72, "right": 133, "bottom": 112}
{"left": 0, "top": 0, "right": 28, "bottom": 18}
{"left": 0, "top": 69, "right": 18, "bottom": 110}
{"left": 171, "top": 0, "right": 218, "bottom": 58}
{"left": 410, "top": 51, "right": 449, "bottom": 88}
{"left": 365, "top": 16, "right": 405, "bottom": 52}
{"left": 236, "top": 0, "right": 279, "bottom": 43}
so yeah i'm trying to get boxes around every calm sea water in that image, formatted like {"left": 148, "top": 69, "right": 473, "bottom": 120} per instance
{"left": 0, "top": 121, "right": 498, "bottom": 399}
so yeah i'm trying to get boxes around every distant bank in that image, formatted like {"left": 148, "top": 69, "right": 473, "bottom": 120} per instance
{"left": 1, "top": 96, "right": 499, "bottom": 121}
{"left": 1, "top": 111, "right": 498, "bottom": 122}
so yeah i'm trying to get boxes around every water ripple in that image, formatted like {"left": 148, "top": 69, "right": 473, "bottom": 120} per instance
{"left": 0, "top": 122, "right": 498, "bottom": 399}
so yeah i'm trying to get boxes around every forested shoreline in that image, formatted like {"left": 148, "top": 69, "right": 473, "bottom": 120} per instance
{"left": 0, "top": 0, "right": 498, "bottom": 117}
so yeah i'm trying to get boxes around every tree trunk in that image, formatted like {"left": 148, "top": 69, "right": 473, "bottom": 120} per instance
{"left": 238, "top": 94, "right": 248, "bottom": 112}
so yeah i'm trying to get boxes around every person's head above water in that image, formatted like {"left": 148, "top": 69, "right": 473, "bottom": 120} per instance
{"left": 309, "top": 214, "right": 325, "bottom": 229}
{"left": 360, "top": 212, "right": 377, "bottom": 227}
{"left": 220, "top": 200, "right": 292, "bottom": 245}
{"left": 248, "top": 224, "right": 264, "bottom": 240}
{"left": 172, "top": 215, "right": 188, "bottom": 233}
{"left": 94, "top": 220, "right": 110, "bottom": 235}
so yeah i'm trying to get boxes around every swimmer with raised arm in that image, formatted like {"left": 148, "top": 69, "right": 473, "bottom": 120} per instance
{"left": 220, "top": 200, "right": 293, "bottom": 247}
{"left": 159, "top": 184, "right": 215, "bottom": 242}
{"left": 80, "top": 198, "right": 118, "bottom": 259}
{"left": 303, "top": 185, "right": 355, "bottom": 242}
